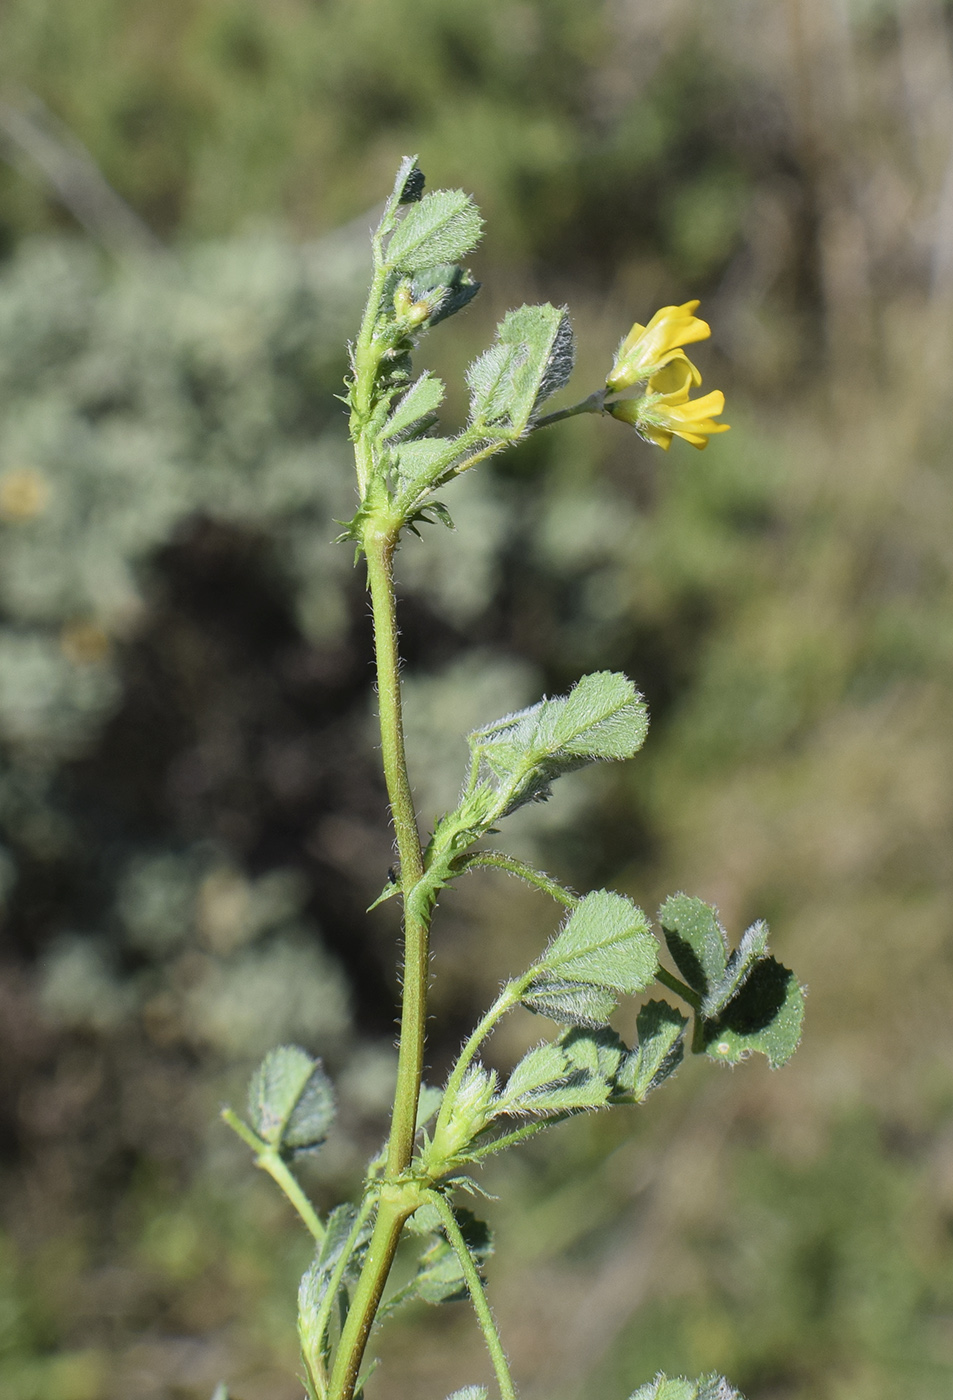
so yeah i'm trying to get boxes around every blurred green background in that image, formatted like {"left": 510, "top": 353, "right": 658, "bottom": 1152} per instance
{"left": 0, "top": 1, "right": 952, "bottom": 1398}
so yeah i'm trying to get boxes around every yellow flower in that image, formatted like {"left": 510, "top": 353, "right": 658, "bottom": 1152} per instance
{"left": 608, "top": 360, "right": 730, "bottom": 450}
{"left": 606, "top": 300, "right": 711, "bottom": 392}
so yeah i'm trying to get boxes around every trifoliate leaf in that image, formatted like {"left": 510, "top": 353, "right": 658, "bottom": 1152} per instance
{"left": 702, "top": 957, "right": 805, "bottom": 1069}
{"left": 414, "top": 1210, "right": 492, "bottom": 1305}
{"left": 298, "top": 1202, "right": 373, "bottom": 1354}
{"left": 469, "top": 671, "right": 648, "bottom": 816}
{"left": 467, "top": 304, "right": 574, "bottom": 434}
{"left": 658, "top": 894, "right": 728, "bottom": 999}
{"left": 615, "top": 1000, "right": 687, "bottom": 1102}
{"left": 521, "top": 978, "right": 618, "bottom": 1029}
{"left": 539, "top": 891, "right": 657, "bottom": 995}
{"left": 629, "top": 1375, "right": 742, "bottom": 1400}
{"left": 382, "top": 373, "right": 445, "bottom": 441}
{"left": 702, "top": 918, "right": 769, "bottom": 1020}
{"left": 248, "top": 1045, "right": 335, "bottom": 1154}
{"left": 386, "top": 189, "right": 483, "bottom": 272}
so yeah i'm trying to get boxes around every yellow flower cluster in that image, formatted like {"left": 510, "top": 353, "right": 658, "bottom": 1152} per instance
{"left": 605, "top": 301, "right": 729, "bottom": 451}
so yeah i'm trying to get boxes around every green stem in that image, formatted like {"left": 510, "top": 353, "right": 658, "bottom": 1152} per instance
{"left": 425, "top": 1190, "right": 517, "bottom": 1400}
{"left": 364, "top": 528, "right": 428, "bottom": 1176}
{"left": 468, "top": 1113, "right": 573, "bottom": 1163}
{"left": 327, "top": 1191, "right": 416, "bottom": 1400}
{"left": 431, "top": 976, "right": 530, "bottom": 1154}
{"left": 311, "top": 1191, "right": 380, "bottom": 1378}
{"left": 533, "top": 389, "right": 606, "bottom": 430}
{"left": 656, "top": 966, "right": 703, "bottom": 1012}
{"left": 460, "top": 851, "right": 579, "bottom": 908}
{"left": 221, "top": 1109, "right": 325, "bottom": 1243}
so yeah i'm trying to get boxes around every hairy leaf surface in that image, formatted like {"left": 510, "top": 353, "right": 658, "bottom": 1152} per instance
{"left": 247, "top": 1045, "right": 335, "bottom": 1154}
{"left": 386, "top": 189, "right": 483, "bottom": 271}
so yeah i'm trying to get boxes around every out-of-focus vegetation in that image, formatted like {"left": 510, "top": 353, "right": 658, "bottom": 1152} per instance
{"left": 0, "top": 1, "right": 952, "bottom": 1398}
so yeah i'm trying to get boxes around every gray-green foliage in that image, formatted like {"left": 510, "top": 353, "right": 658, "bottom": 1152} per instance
{"left": 216, "top": 162, "right": 804, "bottom": 1400}
{"left": 659, "top": 894, "right": 804, "bottom": 1067}
{"left": 248, "top": 1046, "right": 336, "bottom": 1156}
{"left": 469, "top": 671, "right": 648, "bottom": 817}
{"left": 629, "top": 1377, "right": 740, "bottom": 1400}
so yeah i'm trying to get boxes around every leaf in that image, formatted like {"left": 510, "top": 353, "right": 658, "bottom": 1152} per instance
{"left": 559, "top": 1025, "right": 628, "bottom": 1083}
{"left": 414, "top": 1210, "right": 492, "bottom": 1305}
{"left": 297, "top": 1203, "right": 374, "bottom": 1356}
{"left": 385, "top": 189, "right": 483, "bottom": 272}
{"left": 658, "top": 894, "right": 728, "bottom": 999}
{"left": 393, "top": 437, "right": 459, "bottom": 491}
{"left": 247, "top": 1045, "right": 335, "bottom": 1155}
{"left": 469, "top": 671, "right": 649, "bottom": 816}
{"left": 629, "top": 1374, "right": 742, "bottom": 1400}
{"left": 521, "top": 978, "right": 619, "bottom": 1029}
{"left": 467, "top": 303, "right": 574, "bottom": 434}
{"left": 396, "top": 159, "right": 425, "bottom": 204}
{"left": 409, "top": 264, "right": 481, "bottom": 327}
{"left": 702, "top": 956, "right": 805, "bottom": 1069}
{"left": 495, "top": 1042, "right": 610, "bottom": 1116}
{"left": 382, "top": 373, "right": 445, "bottom": 440}
{"left": 702, "top": 918, "right": 770, "bottom": 1020}
{"left": 615, "top": 1000, "right": 687, "bottom": 1102}
{"left": 497, "top": 1041, "right": 571, "bottom": 1106}
{"left": 539, "top": 891, "right": 657, "bottom": 995}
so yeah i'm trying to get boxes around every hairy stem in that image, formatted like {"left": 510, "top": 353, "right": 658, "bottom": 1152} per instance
{"left": 327, "top": 1192, "right": 415, "bottom": 1400}
{"left": 221, "top": 1109, "right": 324, "bottom": 1242}
{"left": 460, "top": 851, "right": 579, "bottom": 907}
{"left": 364, "top": 528, "right": 428, "bottom": 1174}
{"left": 425, "top": 1190, "right": 517, "bottom": 1400}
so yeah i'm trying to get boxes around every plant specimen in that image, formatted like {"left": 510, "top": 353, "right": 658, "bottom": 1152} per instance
{"left": 224, "top": 159, "right": 802, "bottom": 1400}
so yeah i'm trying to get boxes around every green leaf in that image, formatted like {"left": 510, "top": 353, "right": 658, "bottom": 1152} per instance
{"left": 396, "top": 158, "right": 425, "bottom": 204}
{"left": 702, "top": 918, "right": 769, "bottom": 1019}
{"left": 393, "top": 437, "right": 459, "bottom": 491}
{"left": 495, "top": 1036, "right": 612, "bottom": 1116}
{"left": 629, "top": 1375, "right": 742, "bottom": 1400}
{"left": 414, "top": 1210, "right": 492, "bottom": 1305}
{"left": 382, "top": 373, "right": 445, "bottom": 440}
{"left": 297, "top": 1202, "right": 374, "bottom": 1354}
{"left": 658, "top": 894, "right": 728, "bottom": 999}
{"left": 615, "top": 1000, "right": 688, "bottom": 1102}
{"left": 539, "top": 891, "right": 657, "bottom": 995}
{"left": 385, "top": 189, "right": 483, "bottom": 272}
{"left": 467, "top": 303, "right": 574, "bottom": 434}
{"left": 469, "top": 671, "right": 649, "bottom": 816}
{"left": 247, "top": 1045, "right": 335, "bottom": 1154}
{"left": 702, "top": 956, "right": 805, "bottom": 1069}
{"left": 559, "top": 1025, "right": 628, "bottom": 1083}
{"left": 521, "top": 978, "right": 619, "bottom": 1029}
{"left": 409, "top": 264, "right": 481, "bottom": 327}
